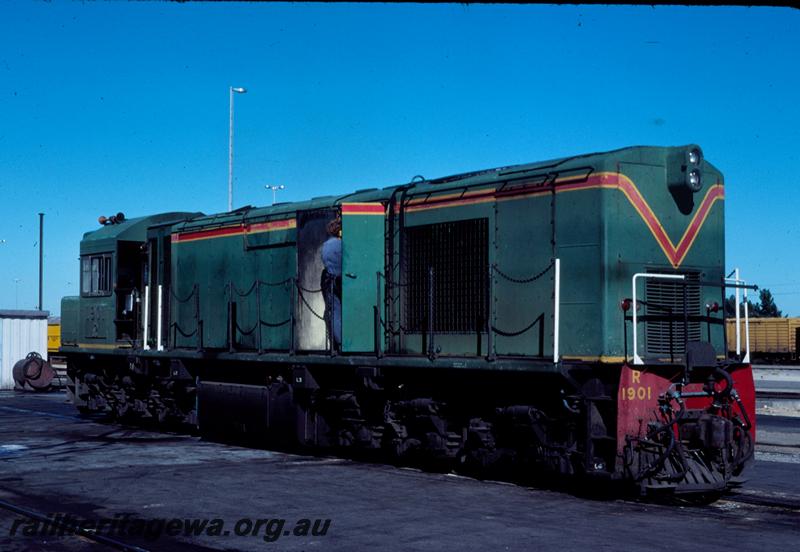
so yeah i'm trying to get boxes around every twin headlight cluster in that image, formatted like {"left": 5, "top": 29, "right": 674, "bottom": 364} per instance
{"left": 668, "top": 144, "right": 704, "bottom": 194}
{"left": 685, "top": 146, "right": 703, "bottom": 192}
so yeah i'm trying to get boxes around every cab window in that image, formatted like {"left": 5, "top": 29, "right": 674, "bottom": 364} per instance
{"left": 81, "top": 254, "right": 112, "bottom": 296}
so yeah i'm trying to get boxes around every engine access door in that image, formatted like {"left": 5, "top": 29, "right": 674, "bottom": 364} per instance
{"left": 341, "top": 202, "right": 385, "bottom": 353}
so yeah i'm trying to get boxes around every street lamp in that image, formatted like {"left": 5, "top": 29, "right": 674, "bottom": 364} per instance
{"left": 265, "top": 184, "right": 285, "bottom": 205}
{"left": 228, "top": 86, "right": 248, "bottom": 212}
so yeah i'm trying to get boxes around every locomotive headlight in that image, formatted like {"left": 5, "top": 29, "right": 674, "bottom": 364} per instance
{"left": 688, "top": 147, "right": 702, "bottom": 166}
{"left": 685, "top": 145, "right": 703, "bottom": 167}
{"left": 687, "top": 169, "right": 702, "bottom": 191}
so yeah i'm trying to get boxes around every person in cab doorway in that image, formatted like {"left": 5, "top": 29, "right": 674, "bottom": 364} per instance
{"left": 321, "top": 216, "right": 342, "bottom": 349}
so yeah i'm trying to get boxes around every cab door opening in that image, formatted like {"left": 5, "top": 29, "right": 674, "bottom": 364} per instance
{"left": 296, "top": 208, "right": 339, "bottom": 352}
{"left": 114, "top": 241, "right": 145, "bottom": 342}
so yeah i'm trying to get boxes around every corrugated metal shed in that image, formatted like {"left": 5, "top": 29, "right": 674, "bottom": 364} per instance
{"left": 0, "top": 310, "right": 49, "bottom": 389}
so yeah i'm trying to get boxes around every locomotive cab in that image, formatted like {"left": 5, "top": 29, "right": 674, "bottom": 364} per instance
{"left": 61, "top": 212, "right": 201, "bottom": 349}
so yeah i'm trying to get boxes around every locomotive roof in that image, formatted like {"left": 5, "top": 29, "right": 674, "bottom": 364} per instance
{"left": 81, "top": 212, "right": 200, "bottom": 252}
{"left": 113, "top": 144, "right": 720, "bottom": 236}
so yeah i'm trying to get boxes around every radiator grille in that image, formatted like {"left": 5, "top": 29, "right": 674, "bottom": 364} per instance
{"left": 645, "top": 271, "right": 701, "bottom": 355}
{"left": 402, "top": 218, "right": 488, "bottom": 333}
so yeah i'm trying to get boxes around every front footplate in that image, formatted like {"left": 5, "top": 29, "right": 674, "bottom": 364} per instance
{"left": 616, "top": 362, "right": 756, "bottom": 495}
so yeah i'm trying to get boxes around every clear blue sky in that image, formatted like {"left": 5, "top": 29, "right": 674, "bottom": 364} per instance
{"left": 1, "top": 3, "right": 799, "bottom": 316}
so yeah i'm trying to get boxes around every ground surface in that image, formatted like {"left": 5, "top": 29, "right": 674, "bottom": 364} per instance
{"left": 0, "top": 390, "right": 797, "bottom": 551}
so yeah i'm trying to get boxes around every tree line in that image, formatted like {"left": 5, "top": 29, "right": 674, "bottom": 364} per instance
{"left": 723, "top": 288, "right": 783, "bottom": 318}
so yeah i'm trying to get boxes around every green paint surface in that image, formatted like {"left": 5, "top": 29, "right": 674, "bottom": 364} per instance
{"left": 342, "top": 206, "right": 385, "bottom": 353}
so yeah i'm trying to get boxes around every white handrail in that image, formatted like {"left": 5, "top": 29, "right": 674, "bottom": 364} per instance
{"left": 143, "top": 285, "right": 150, "bottom": 351}
{"left": 631, "top": 273, "right": 686, "bottom": 365}
{"left": 743, "top": 279, "right": 751, "bottom": 363}
{"left": 724, "top": 269, "right": 751, "bottom": 363}
{"left": 734, "top": 267, "right": 741, "bottom": 355}
{"left": 553, "top": 258, "right": 560, "bottom": 363}
{"left": 157, "top": 284, "right": 164, "bottom": 351}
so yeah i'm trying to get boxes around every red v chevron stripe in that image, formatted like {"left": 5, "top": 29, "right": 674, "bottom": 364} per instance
{"left": 576, "top": 173, "right": 725, "bottom": 268}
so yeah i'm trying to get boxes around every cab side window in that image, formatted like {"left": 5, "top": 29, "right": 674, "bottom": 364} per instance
{"left": 81, "top": 254, "right": 112, "bottom": 296}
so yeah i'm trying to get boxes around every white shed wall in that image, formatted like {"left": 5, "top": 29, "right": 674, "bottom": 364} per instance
{"left": 0, "top": 317, "right": 48, "bottom": 389}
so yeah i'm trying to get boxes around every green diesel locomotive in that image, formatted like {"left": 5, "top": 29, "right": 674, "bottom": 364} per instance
{"left": 60, "top": 144, "right": 756, "bottom": 496}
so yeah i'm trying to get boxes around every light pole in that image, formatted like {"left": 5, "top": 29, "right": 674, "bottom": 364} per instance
{"left": 265, "top": 184, "right": 285, "bottom": 205}
{"left": 228, "top": 86, "right": 247, "bottom": 212}
{"left": 38, "top": 212, "right": 44, "bottom": 311}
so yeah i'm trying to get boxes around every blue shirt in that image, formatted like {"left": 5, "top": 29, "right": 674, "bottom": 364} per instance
{"left": 321, "top": 237, "right": 342, "bottom": 277}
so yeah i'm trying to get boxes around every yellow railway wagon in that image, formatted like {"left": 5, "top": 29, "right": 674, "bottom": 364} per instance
{"left": 48, "top": 322, "right": 61, "bottom": 355}
{"left": 726, "top": 317, "right": 800, "bottom": 360}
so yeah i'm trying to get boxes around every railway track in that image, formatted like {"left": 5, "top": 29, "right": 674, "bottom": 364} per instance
{"left": 757, "top": 389, "right": 800, "bottom": 400}
{"left": 754, "top": 365, "right": 800, "bottom": 417}
{"left": 722, "top": 489, "right": 800, "bottom": 511}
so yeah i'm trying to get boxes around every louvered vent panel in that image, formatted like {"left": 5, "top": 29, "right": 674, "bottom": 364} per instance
{"left": 645, "top": 271, "right": 701, "bottom": 355}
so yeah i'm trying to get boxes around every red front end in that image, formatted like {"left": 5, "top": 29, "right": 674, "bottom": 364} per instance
{"left": 616, "top": 362, "right": 755, "bottom": 494}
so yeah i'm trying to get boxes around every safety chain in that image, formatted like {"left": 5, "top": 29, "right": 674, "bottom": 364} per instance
{"left": 171, "top": 322, "right": 198, "bottom": 338}
{"left": 229, "top": 278, "right": 293, "bottom": 297}
{"left": 233, "top": 316, "right": 291, "bottom": 338}
{"left": 170, "top": 286, "right": 197, "bottom": 304}
{"left": 235, "top": 320, "right": 258, "bottom": 336}
{"left": 491, "top": 319, "right": 539, "bottom": 337}
{"left": 379, "top": 317, "right": 411, "bottom": 336}
{"left": 296, "top": 282, "right": 327, "bottom": 321}
{"left": 492, "top": 260, "right": 554, "bottom": 284}
{"left": 296, "top": 283, "right": 323, "bottom": 294}
{"left": 230, "top": 281, "right": 258, "bottom": 298}
{"left": 259, "top": 278, "right": 293, "bottom": 287}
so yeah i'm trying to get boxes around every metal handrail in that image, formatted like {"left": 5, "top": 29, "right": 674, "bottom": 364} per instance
{"left": 631, "top": 273, "right": 686, "bottom": 365}
{"left": 553, "top": 258, "right": 560, "bottom": 363}
{"left": 143, "top": 285, "right": 150, "bottom": 350}
{"left": 725, "top": 268, "right": 751, "bottom": 363}
{"left": 157, "top": 284, "right": 164, "bottom": 351}
{"left": 629, "top": 271, "right": 757, "bottom": 366}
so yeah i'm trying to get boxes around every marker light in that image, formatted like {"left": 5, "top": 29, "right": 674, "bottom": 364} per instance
{"left": 706, "top": 301, "right": 720, "bottom": 313}
{"left": 620, "top": 299, "right": 631, "bottom": 312}
{"left": 98, "top": 216, "right": 108, "bottom": 225}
